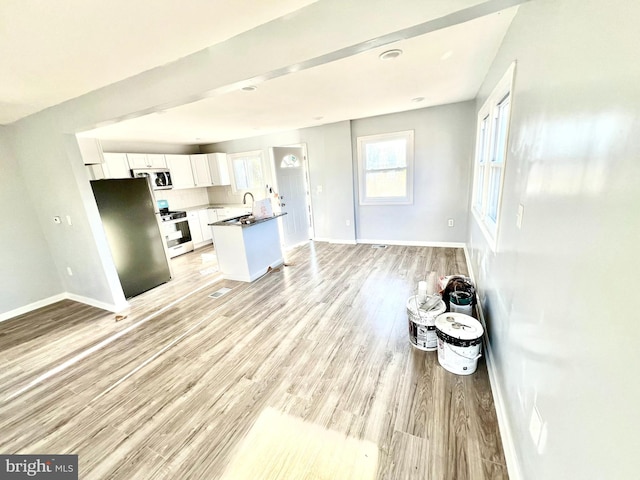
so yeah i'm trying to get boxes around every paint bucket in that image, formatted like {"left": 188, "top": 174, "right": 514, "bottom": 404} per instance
{"left": 435, "top": 313, "right": 484, "bottom": 375}
{"left": 449, "top": 290, "right": 473, "bottom": 316}
{"left": 406, "top": 295, "right": 446, "bottom": 351}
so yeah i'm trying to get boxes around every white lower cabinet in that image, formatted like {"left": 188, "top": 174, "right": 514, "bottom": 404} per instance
{"left": 199, "top": 210, "right": 212, "bottom": 242}
{"left": 188, "top": 209, "right": 214, "bottom": 247}
{"left": 187, "top": 211, "right": 204, "bottom": 245}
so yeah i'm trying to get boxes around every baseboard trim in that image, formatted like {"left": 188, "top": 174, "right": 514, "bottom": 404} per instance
{"left": 0, "top": 292, "right": 129, "bottom": 323}
{"left": 313, "top": 237, "right": 358, "bottom": 245}
{"left": 463, "top": 245, "right": 522, "bottom": 480}
{"left": 65, "top": 293, "right": 129, "bottom": 314}
{"left": 0, "top": 294, "right": 67, "bottom": 323}
{"left": 357, "top": 239, "right": 466, "bottom": 248}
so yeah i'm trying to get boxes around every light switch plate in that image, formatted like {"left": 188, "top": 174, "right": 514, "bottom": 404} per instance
{"left": 517, "top": 204, "right": 524, "bottom": 229}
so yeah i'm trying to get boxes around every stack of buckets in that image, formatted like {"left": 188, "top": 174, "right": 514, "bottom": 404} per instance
{"left": 407, "top": 278, "right": 484, "bottom": 375}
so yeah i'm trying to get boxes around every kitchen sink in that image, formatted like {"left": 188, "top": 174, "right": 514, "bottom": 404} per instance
{"left": 222, "top": 215, "right": 255, "bottom": 225}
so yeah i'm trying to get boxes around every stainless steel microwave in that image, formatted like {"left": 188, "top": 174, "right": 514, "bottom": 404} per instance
{"left": 132, "top": 169, "right": 173, "bottom": 190}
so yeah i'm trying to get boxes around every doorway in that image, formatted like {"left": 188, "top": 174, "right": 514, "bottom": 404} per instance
{"left": 270, "top": 144, "right": 313, "bottom": 248}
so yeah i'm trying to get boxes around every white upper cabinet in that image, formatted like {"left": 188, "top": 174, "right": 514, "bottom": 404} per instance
{"left": 102, "top": 153, "right": 132, "bottom": 178}
{"left": 166, "top": 154, "right": 195, "bottom": 189}
{"left": 77, "top": 137, "right": 104, "bottom": 165}
{"left": 147, "top": 154, "right": 167, "bottom": 168}
{"left": 190, "top": 154, "right": 213, "bottom": 187}
{"left": 127, "top": 153, "right": 167, "bottom": 169}
{"left": 207, "top": 153, "right": 231, "bottom": 186}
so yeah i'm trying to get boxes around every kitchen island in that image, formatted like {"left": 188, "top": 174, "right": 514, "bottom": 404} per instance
{"left": 209, "top": 213, "right": 286, "bottom": 282}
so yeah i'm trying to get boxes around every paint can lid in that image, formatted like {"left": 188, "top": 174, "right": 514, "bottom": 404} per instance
{"left": 435, "top": 313, "right": 484, "bottom": 340}
{"left": 450, "top": 291, "right": 473, "bottom": 305}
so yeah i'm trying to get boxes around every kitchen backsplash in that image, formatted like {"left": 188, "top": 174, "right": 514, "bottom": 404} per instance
{"left": 154, "top": 188, "right": 209, "bottom": 210}
{"left": 155, "top": 186, "right": 270, "bottom": 210}
{"left": 207, "top": 185, "right": 266, "bottom": 205}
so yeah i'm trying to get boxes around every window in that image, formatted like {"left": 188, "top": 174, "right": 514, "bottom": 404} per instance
{"left": 280, "top": 154, "right": 300, "bottom": 168}
{"left": 357, "top": 130, "right": 414, "bottom": 205}
{"left": 228, "top": 150, "right": 264, "bottom": 192}
{"left": 472, "top": 63, "right": 515, "bottom": 249}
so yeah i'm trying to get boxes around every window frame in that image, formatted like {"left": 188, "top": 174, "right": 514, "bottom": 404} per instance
{"left": 357, "top": 130, "right": 414, "bottom": 206}
{"left": 471, "top": 62, "right": 516, "bottom": 250}
{"left": 228, "top": 150, "right": 265, "bottom": 193}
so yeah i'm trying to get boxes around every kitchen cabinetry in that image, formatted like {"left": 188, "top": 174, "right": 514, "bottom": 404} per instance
{"left": 199, "top": 210, "right": 213, "bottom": 242}
{"left": 127, "top": 153, "right": 167, "bottom": 169}
{"left": 187, "top": 211, "right": 204, "bottom": 245}
{"left": 190, "top": 154, "right": 213, "bottom": 187}
{"left": 210, "top": 214, "right": 285, "bottom": 282}
{"left": 207, "top": 153, "right": 231, "bottom": 186}
{"left": 166, "top": 154, "right": 195, "bottom": 188}
{"left": 78, "top": 137, "right": 104, "bottom": 165}
{"left": 102, "top": 153, "right": 132, "bottom": 179}
{"left": 187, "top": 208, "right": 214, "bottom": 247}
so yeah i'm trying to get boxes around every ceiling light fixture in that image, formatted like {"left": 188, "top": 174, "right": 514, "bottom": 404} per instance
{"left": 242, "top": 85, "right": 257, "bottom": 92}
{"left": 379, "top": 49, "right": 403, "bottom": 60}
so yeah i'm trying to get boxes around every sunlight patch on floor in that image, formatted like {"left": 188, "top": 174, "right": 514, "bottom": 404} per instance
{"left": 220, "top": 407, "right": 378, "bottom": 480}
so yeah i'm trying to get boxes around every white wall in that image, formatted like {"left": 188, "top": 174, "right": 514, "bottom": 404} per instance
{"left": 351, "top": 102, "right": 474, "bottom": 244}
{"left": 0, "top": 127, "right": 62, "bottom": 319}
{"left": 467, "top": 1, "right": 640, "bottom": 479}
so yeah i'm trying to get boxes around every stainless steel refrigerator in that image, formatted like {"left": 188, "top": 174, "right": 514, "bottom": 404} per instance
{"left": 91, "top": 178, "right": 171, "bottom": 298}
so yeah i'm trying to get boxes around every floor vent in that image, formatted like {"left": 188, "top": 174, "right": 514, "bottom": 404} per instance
{"left": 371, "top": 244, "right": 388, "bottom": 249}
{"left": 209, "top": 287, "right": 232, "bottom": 299}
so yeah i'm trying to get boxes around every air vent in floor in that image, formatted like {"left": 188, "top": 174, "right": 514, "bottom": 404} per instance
{"left": 208, "top": 287, "right": 232, "bottom": 299}
{"left": 371, "top": 244, "right": 388, "bottom": 249}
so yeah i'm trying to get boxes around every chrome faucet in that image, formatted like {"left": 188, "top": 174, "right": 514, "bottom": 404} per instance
{"left": 242, "top": 192, "right": 254, "bottom": 205}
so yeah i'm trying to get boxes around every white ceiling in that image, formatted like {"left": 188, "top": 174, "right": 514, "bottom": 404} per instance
{"left": 0, "top": 0, "right": 317, "bottom": 124}
{"left": 1, "top": 1, "right": 519, "bottom": 146}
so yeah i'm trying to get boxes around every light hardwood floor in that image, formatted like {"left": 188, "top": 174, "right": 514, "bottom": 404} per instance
{"left": 0, "top": 242, "right": 508, "bottom": 479}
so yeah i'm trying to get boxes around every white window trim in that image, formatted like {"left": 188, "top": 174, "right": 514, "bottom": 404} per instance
{"left": 228, "top": 150, "right": 264, "bottom": 193}
{"left": 471, "top": 62, "right": 516, "bottom": 251}
{"left": 357, "top": 130, "right": 414, "bottom": 206}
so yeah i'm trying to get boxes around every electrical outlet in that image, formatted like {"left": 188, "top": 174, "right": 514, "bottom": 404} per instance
{"left": 346, "top": 219, "right": 351, "bottom": 226}
{"left": 448, "top": 218, "right": 454, "bottom": 227}
{"left": 317, "top": 185, "right": 323, "bottom": 194}
{"left": 66, "top": 267, "right": 73, "bottom": 276}
{"left": 529, "top": 405, "right": 543, "bottom": 446}
{"left": 66, "top": 215, "right": 72, "bottom": 225}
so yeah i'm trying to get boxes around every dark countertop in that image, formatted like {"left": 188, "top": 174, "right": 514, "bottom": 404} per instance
{"left": 183, "top": 204, "right": 250, "bottom": 212}
{"left": 209, "top": 212, "right": 287, "bottom": 228}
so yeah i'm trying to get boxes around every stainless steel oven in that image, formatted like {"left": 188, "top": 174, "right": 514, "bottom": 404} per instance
{"left": 160, "top": 211, "right": 194, "bottom": 258}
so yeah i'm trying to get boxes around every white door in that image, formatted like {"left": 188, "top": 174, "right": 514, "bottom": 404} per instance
{"left": 272, "top": 145, "right": 311, "bottom": 248}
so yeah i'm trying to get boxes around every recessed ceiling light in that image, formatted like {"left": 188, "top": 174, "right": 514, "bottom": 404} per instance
{"left": 412, "top": 97, "right": 425, "bottom": 103}
{"left": 242, "top": 85, "right": 257, "bottom": 92}
{"left": 379, "top": 49, "right": 403, "bottom": 60}
{"left": 441, "top": 50, "right": 453, "bottom": 61}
